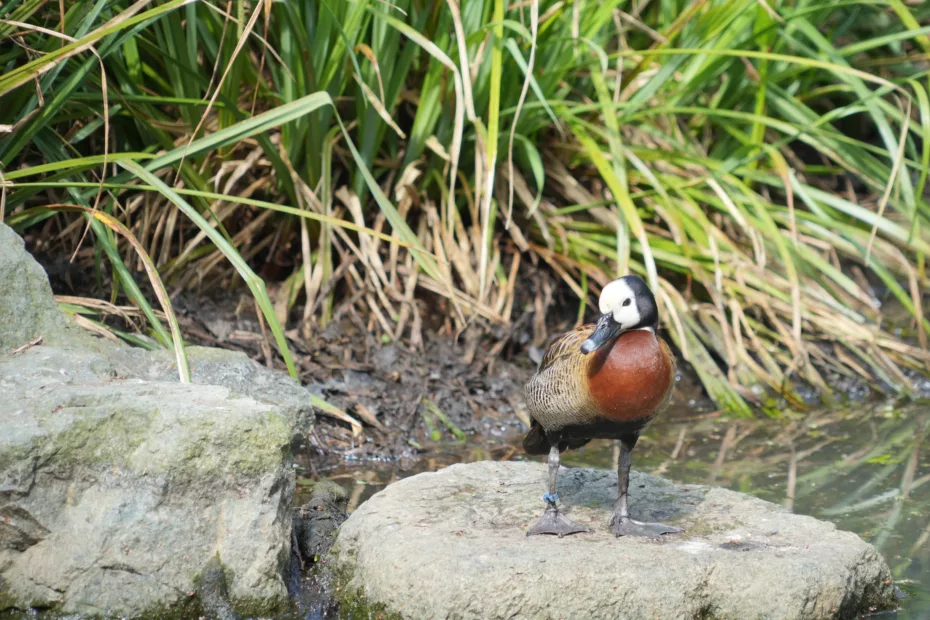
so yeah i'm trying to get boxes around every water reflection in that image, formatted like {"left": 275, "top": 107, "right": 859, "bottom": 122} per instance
{"left": 300, "top": 402, "right": 930, "bottom": 618}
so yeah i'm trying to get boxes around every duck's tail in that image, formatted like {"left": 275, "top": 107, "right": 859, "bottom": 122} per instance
{"left": 522, "top": 420, "right": 551, "bottom": 455}
{"left": 522, "top": 420, "right": 592, "bottom": 455}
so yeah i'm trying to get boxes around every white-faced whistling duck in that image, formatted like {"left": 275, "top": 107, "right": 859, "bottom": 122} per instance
{"left": 523, "top": 274, "right": 681, "bottom": 538}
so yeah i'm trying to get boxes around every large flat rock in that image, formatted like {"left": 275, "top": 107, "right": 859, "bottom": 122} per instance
{"left": 331, "top": 461, "right": 895, "bottom": 620}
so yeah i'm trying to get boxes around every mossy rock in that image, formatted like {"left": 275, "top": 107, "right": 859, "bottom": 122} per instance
{"left": 0, "top": 344, "right": 314, "bottom": 617}
{"left": 0, "top": 210, "right": 318, "bottom": 618}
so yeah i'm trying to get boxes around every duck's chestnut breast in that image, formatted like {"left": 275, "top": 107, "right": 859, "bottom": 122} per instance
{"left": 586, "top": 329, "right": 675, "bottom": 421}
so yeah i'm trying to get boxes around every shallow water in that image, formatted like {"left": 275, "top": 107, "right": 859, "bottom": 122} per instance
{"left": 302, "top": 401, "right": 930, "bottom": 618}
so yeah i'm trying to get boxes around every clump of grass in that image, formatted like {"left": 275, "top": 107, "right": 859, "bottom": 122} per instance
{"left": 1, "top": 0, "right": 928, "bottom": 415}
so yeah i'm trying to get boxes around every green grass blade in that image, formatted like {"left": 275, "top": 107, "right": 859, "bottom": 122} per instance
{"left": 119, "top": 160, "right": 299, "bottom": 379}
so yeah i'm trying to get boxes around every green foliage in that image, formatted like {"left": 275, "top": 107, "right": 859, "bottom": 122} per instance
{"left": 2, "top": 0, "right": 929, "bottom": 415}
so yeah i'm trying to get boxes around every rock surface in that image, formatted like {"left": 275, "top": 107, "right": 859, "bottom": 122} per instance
{"left": 0, "top": 223, "right": 72, "bottom": 351}
{"left": 331, "top": 461, "right": 896, "bottom": 620}
{"left": 0, "top": 223, "right": 314, "bottom": 617}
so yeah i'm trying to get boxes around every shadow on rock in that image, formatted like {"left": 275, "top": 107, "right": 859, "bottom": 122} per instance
{"left": 197, "top": 555, "right": 240, "bottom": 620}
{"left": 557, "top": 466, "right": 704, "bottom": 525}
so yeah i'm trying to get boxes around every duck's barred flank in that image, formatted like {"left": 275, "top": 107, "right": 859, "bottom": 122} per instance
{"left": 523, "top": 326, "right": 599, "bottom": 433}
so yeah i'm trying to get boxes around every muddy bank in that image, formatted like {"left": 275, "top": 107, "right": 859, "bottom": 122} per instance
{"left": 163, "top": 287, "right": 719, "bottom": 473}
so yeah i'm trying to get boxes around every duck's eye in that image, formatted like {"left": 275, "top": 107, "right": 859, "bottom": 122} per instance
{"left": 622, "top": 298, "right": 632, "bottom": 307}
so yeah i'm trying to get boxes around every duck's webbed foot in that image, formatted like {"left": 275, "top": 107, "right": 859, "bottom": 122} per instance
{"left": 527, "top": 445, "right": 590, "bottom": 537}
{"left": 527, "top": 495, "right": 589, "bottom": 537}
{"left": 610, "top": 437, "right": 682, "bottom": 539}
{"left": 609, "top": 514, "right": 681, "bottom": 539}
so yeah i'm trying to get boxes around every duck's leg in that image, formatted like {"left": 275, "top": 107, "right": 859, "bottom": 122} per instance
{"left": 527, "top": 444, "right": 590, "bottom": 537}
{"left": 610, "top": 436, "right": 682, "bottom": 538}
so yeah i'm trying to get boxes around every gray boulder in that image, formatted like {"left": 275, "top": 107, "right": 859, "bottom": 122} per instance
{"left": 0, "top": 224, "right": 315, "bottom": 616}
{"left": 0, "top": 223, "right": 71, "bottom": 351}
{"left": 331, "top": 461, "right": 896, "bottom": 620}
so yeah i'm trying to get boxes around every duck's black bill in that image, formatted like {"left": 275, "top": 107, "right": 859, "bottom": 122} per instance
{"left": 580, "top": 312, "right": 622, "bottom": 354}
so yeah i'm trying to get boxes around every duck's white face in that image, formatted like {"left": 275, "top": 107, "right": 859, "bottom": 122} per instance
{"left": 598, "top": 279, "right": 642, "bottom": 331}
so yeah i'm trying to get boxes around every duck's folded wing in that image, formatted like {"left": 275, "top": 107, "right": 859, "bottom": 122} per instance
{"left": 536, "top": 325, "right": 594, "bottom": 371}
